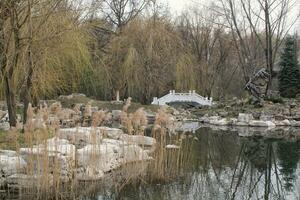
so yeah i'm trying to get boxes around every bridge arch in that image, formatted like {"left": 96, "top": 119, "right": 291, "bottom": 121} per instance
{"left": 151, "top": 90, "right": 213, "bottom": 106}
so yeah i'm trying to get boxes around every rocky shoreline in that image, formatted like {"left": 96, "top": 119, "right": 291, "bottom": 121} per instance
{"left": 197, "top": 113, "right": 300, "bottom": 127}
{"left": 0, "top": 127, "right": 155, "bottom": 189}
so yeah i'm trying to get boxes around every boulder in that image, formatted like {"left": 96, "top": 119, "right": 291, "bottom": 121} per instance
{"left": 120, "top": 145, "right": 151, "bottom": 163}
{"left": 209, "top": 118, "right": 229, "bottom": 126}
{"left": 0, "top": 111, "right": 7, "bottom": 121}
{"left": 238, "top": 113, "right": 253, "bottom": 123}
{"left": 59, "top": 127, "right": 103, "bottom": 146}
{"left": 0, "top": 122, "right": 10, "bottom": 131}
{"left": 99, "top": 127, "right": 123, "bottom": 140}
{"left": 290, "top": 120, "right": 300, "bottom": 127}
{"left": 19, "top": 137, "right": 75, "bottom": 181}
{"left": 0, "top": 152, "right": 26, "bottom": 177}
{"left": 166, "top": 144, "right": 180, "bottom": 149}
{"left": 7, "top": 174, "right": 53, "bottom": 189}
{"left": 76, "top": 166, "right": 104, "bottom": 181}
{"left": 112, "top": 110, "right": 122, "bottom": 121}
{"left": 260, "top": 114, "right": 275, "bottom": 121}
{"left": 249, "top": 120, "right": 276, "bottom": 127}
{"left": 77, "top": 143, "right": 121, "bottom": 173}
{"left": 274, "top": 119, "right": 291, "bottom": 126}
{"left": 119, "top": 134, "right": 156, "bottom": 146}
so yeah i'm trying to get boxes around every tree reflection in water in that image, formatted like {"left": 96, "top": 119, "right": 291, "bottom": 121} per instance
{"left": 112, "top": 127, "right": 300, "bottom": 200}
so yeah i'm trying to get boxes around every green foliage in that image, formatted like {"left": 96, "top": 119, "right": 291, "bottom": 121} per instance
{"left": 278, "top": 36, "right": 300, "bottom": 98}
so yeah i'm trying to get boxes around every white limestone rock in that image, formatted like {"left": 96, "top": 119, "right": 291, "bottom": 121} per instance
{"left": 7, "top": 174, "right": 53, "bottom": 189}
{"left": 99, "top": 127, "right": 123, "bottom": 140}
{"left": 77, "top": 143, "right": 121, "bottom": 173}
{"left": 209, "top": 118, "right": 229, "bottom": 126}
{"left": 59, "top": 127, "right": 103, "bottom": 145}
{"left": 76, "top": 166, "right": 104, "bottom": 181}
{"left": 112, "top": 110, "right": 122, "bottom": 121}
{"left": 119, "top": 134, "right": 156, "bottom": 146}
{"left": 274, "top": 119, "right": 291, "bottom": 126}
{"left": 0, "top": 122, "right": 10, "bottom": 131}
{"left": 166, "top": 144, "right": 180, "bottom": 149}
{"left": 238, "top": 113, "right": 253, "bottom": 124}
{"left": 0, "top": 153, "right": 26, "bottom": 176}
{"left": 19, "top": 138, "right": 75, "bottom": 180}
{"left": 249, "top": 120, "right": 276, "bottom": 127}
{"left": 120, "top": 145, "right": 151, "bottom": 163}
{"left": 290, "top": 120, "right": 300, "bottom": 127}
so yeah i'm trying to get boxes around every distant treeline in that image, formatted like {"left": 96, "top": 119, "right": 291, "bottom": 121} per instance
{"left": 0, "top": 0, "right": 299, "bottom": 126}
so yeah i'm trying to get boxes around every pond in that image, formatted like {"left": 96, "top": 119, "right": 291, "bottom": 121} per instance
{"left": 92, "top": 126, "right": 300, "bottom": 200}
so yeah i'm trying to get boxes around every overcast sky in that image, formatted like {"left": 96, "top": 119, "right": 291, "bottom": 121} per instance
{"left": 160, "top": 0, "right": 300, "bottom": 33}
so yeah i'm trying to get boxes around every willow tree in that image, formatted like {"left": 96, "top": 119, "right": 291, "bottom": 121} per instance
{"left": 0, "top": 0, "right": 91, "bottom": 125}
{"left": 177, "top": 8, "right": 235, "bottom": 98}
{"left": 103, "top": 17, "right": 183, "bottom": 103}
{"left": 0, "top": 0, "right": 28, "bottom": 127}
{"left": 20, "top": 0, "right": 91, "bottom": 122}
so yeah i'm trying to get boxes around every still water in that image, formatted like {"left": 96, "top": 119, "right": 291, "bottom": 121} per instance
{"left": 94, "top": 127, "right": 300, "bottom": 200}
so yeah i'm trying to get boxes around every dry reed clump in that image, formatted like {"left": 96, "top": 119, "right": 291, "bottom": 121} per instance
{"left": 91, "top": 110, "right": 112, "bottom": 128}
{"left": 120, "top": 98, "right": 148, "bottom": 135}
{"left": 123, "top": 97, "right": 132, "bottom": 112}
{"left": 49, "top": 102, "right": 62, "bottom": 115}
{"left": 149, "top": 107, "right": 184, "bottom": 182}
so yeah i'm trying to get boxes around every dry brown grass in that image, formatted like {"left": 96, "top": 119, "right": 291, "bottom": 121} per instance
{"left": 0, "top": 102, "right": 192, "bottom": 199}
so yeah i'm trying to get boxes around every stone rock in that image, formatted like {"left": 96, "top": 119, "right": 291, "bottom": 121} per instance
{"left": 112, "top": 110, "right": 122, "bottom": 121}
{"left": 0, "top": 111, "right": 7, "bottom": 121}
{"left": 82, "top": 104, "right": 92, "bottom": 127}
{"left": 0, "top": 152, "right": 26, "bottom": 177}
{"left": 166, "top": 144, "right": 180, "bottom": 149}
{"left": 102, "top": 138, "right": 127, "bottom": 146}
{"left": 20, "top": 137, "right": 75, "bottom": 181}
{"left": 228, "top": 118, "right": 238, "bottom": 125}
{"left": 218, "top": 111, "right": 228, "bottom": 118}
{"left": 209, "top": 118, "right": 229, "bottom": 126}
{"left": 119, "top": 134, "right": 156, "bottom": 146}
{"left": 7, "top": 174, "right": 53, "bottom": 189}
{"left": 238, "top": 113, "right": 254, "bottom": 123}
{"left": 249, "top": 120, "right": 276, "bottom": 127}
{"left": 77, "top": 143, "right": 121, "bottom": 173}
{"left": 120, "top": 145, "right": 151, "bottom": 163}
{"left": 274, "top": 119, "right": 291, "bottom": 126}
{"left": 76, "top": 166, "right": 104, "bottom": 181}
{"left": 59, "top": 127, "right": 103, "bottom": 146}
{"left": 0, "top": 122, "right": 10, "bottom": 131}
{"left": 100, "top": 127, "right": 123, "bottom": 140}
{"left": 260, "top": 114, "right": 275, "bottom": 121}
{"left": 77, "top": 140, "right": 151, "bottom": 179}
{"left": 290, "top": 120, "right": 300, "bottom": 127}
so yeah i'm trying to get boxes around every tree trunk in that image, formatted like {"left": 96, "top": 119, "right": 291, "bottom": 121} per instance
{"left": 23, "top": 0, "right": 33, "bottom": 124}
{"left": 4, "top": 76, "right": 17, "bottom": 127}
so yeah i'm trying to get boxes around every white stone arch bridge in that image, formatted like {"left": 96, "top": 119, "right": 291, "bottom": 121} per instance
{"left": 151, "top": 90, "right": 213, "bottom": 106}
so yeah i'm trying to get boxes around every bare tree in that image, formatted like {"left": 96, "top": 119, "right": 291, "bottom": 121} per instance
{"left": 102, "top": 0, "right": 152, "bottom": 30}
{"left": 219, "top": 0, "right": 299, "bottom": 94}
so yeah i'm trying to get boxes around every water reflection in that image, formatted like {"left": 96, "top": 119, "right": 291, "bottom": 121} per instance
{"left": 114, "top": 127, "right": 300, "bottom": 200}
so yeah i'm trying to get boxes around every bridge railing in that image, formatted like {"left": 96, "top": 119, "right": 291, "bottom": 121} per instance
{"left": 152, "top": 90, "right": 213, "bottom": 106}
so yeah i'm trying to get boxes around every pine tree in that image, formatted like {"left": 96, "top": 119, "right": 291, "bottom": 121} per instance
{"left": 278, "top": 35, "right": 300, "bottom": 98}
